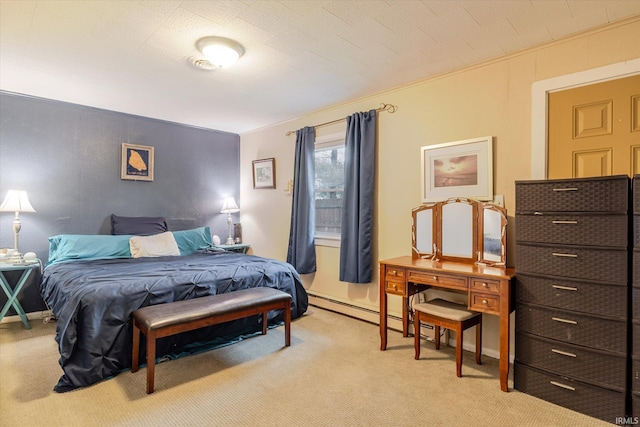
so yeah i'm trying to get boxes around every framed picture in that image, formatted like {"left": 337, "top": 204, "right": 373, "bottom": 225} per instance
{"left": 252, "top": 158, "right": 276, "bottom": 189}
{"left": 421, "top": 136, "right": 493, "bottom": 202}
{"left": 121, "top": 143, "right": 154, "bottom": 181}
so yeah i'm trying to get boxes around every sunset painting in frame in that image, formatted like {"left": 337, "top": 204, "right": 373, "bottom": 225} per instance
{"left": 421, "top": 136, "right": 493, "bottom": 202}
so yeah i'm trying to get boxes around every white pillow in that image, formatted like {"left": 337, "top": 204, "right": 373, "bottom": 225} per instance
{"left": 129, "top": 232, "right": 180, "bottom": 258}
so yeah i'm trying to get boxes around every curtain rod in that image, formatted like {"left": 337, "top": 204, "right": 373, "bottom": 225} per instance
{"left": 285, "top": 103, "right": 397, "bottom": 136}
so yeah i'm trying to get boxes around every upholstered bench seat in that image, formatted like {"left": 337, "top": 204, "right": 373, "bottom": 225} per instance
{"left": 414, "top": 298, "right": 482, "bottom": 377}
{"left": 131, "top": 287, "right": 291, "bottom": 393}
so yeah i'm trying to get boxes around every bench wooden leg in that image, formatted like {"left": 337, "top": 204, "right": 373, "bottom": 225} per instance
{"left": 455, "top": 325, "right": 463, "bottom": 378}
{"left": 131, "top": 321, "right": 140, "bottom": 373}
{"left": 146, "top": 331, "right": 156, "bottom": 394}
{"left": 475, "top": 320, "right": 482, "bottom": 365}
{"left": 262, "top": 311, "right": 268, "bottom": 335}
{"left": 284, "top": 302, "right": 291, "bottom": 347}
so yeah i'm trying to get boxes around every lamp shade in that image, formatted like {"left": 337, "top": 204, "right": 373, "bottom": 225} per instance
{"left": 0, "top": 190, "right": 35, "bottom": 213}
{"left": 220, "top": 197, "right": 239, "bottom": 214}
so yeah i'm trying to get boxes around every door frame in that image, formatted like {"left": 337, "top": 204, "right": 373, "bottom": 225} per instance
{"left": 531, "top": 58, "right": 640, "bottom": 179}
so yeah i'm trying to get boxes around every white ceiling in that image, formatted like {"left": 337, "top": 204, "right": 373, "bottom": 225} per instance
{"left": 1, "top": 1, "right": 639, "bottom": 134}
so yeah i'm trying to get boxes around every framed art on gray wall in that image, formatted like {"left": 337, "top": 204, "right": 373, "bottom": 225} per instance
{"left": 421, "top": 136, "right": 493, "bottom": 202}
{"left": 252, "top": 157, "right": 276, "bottom": 189}
{"left": 121, "top": 143, "right": 154, "bottom": 181}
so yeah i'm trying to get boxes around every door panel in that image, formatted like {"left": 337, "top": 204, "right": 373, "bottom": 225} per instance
{"left": 548, "top": 75, "right": 640, "bottom": 179}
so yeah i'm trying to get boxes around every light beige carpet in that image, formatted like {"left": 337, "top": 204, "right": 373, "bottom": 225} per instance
{"left": 0, "top": 306, "right": 608, "bottom": 427}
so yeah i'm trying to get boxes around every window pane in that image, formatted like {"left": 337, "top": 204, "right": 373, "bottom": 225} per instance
{"left": 315, "top": 144, "right": 344, "bottom": 235}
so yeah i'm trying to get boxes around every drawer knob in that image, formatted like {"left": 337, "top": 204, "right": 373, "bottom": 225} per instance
{"left": 482, "top": 299, "right": 488, "bottom": 305}
{"left": 433, "top": 276, "right": 438, "bottom": 281}
{"left": 391, "top": 270, "right": 397, "bottom": 276}
{"left": 392, "top": 284, "right": 397, "bottom": 290}
{"left": 481, "top": 282, "right": 488, "bottom": 288}
{"left": 550, "top": 381, "right": 575, "bottom": 391}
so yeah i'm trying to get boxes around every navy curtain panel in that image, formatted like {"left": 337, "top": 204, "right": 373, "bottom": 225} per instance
{"left": 287, "top": 126, "right": 316, "bottom": 274}
{"left": 339, "top": 109, "right": 377, "bottom": 283}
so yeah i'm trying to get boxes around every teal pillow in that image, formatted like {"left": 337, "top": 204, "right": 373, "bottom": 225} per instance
{"left": 47, "top": 234, "right": 132, "bottom": 266}
{"left": 172, "top": 227, "right": 212, "bottom": 256}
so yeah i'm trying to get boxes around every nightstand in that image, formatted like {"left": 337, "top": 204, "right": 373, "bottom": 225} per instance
{"left": 0, "top": 262, "right": 40, "bottom": 329}
{"left": 213, "top": 243, "right": 250, "bottom": 254}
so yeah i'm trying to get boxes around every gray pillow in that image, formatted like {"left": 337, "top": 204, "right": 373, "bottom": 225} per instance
{"left": 111, "top": 214, "right": 168, "bottom": 236}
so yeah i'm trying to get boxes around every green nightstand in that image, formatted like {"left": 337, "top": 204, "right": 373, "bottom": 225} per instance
{"left": 213, "top": 244, "right": 250, "bottom": 254}
{"left": 0, "top": 262, "right": 40, "bottom": 329}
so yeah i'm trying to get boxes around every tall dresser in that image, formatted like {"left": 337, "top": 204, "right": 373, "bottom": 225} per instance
{"left": 633, "top": 175, "right": 640, "bottom": 418}
{"left": 514, "top": 175, "right": 630, "bottom": 423}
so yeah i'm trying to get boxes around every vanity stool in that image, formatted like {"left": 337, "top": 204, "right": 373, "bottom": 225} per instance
{"left": 413, "top": 298, "right": 482, "bottom": 377}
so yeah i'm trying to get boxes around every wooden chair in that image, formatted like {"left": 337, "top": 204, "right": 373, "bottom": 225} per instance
{"left": 413, "top": 298, "right": 482, "bottom": 377}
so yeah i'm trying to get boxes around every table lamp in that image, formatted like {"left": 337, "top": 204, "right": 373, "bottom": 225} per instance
{"left": 220, "top": 197, "right": 239, "bottom": 245}
{"left": 0, "top": 190, "right": 36, "bottom": 262}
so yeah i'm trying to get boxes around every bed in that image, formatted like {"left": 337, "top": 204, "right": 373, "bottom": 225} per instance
{"left": 40, "top": 221, "right": 308, "bottom": 392}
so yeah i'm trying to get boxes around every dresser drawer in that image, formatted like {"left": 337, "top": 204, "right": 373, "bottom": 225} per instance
{"left": 515, "top": 176, "right": 629, "bottom": 213}
{"left": 516, "top": 243, "right": 627, "bottom": 283}
{"left": 635, "top": 215, "right": 640, "bottom": 246}
{"left": 516, "top": 331, "right": 627, "bottom": 391}
{"left": 469, "top": 292, "right": 499, "bottom": 313}
{"left": 516, "top": 213, "right": 627, "bottom": 247}
{"left": 407, "top": 270, "right": 467, "bottom": 291}
{"left": 516, "top": 303, "right": 627, "bottom": 353}
{"left": 515, "top": 273, "right": 627, "bottom": 318}
{"left": 514, "top": 362, "right": 626, "bottom": 424}
{"left": 634, "top": 288, "right": 640, "bottom": 320}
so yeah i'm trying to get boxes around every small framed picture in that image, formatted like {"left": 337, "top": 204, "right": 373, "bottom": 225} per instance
{"left": 252, "top": 158, "right": 276, "bottom": 189}
{"left": 121, "top": 143, "right": 154, "bottom": 181}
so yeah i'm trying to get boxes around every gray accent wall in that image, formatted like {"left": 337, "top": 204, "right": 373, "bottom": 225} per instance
{"left": 0, "top": 91, "right": 240, "bottom": 314}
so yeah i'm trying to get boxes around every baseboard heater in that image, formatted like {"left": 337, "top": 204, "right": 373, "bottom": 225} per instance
{"left": 307, "top": 292, "right": 436, "bottom": 340}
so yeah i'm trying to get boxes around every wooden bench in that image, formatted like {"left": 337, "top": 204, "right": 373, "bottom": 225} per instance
{"left": 131, "top": 287, "right": 292, "bottom": 393}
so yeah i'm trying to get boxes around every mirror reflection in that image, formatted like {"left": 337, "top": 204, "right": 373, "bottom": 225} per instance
{"left": 441, "top": 200, "right": 476, "bottom": 261}
{"left": 480, "top": 204, "right": 507, "bottom": 265}
{"left": 412, "top": 204, "right": 436, "bottom": 259}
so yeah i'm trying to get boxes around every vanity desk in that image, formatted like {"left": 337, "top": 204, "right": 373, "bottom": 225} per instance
{"left": 379, "top": 198, "right": 515, "bottom": 392}
{"left": 379, "top": 257, "right": 515, "bottom": 391}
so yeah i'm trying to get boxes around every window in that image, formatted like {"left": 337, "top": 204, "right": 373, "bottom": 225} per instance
{"left": 314, "top": 134, "right": 345, "bottom": 246}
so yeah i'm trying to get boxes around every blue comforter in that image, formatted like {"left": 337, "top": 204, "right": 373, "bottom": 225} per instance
{"left": 40, "top": 251, "right": 308, "bottom": 392}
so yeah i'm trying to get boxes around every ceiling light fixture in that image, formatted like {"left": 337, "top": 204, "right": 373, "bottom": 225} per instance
{"left": 196, "top": 36, "right": 244, "bottom": 69}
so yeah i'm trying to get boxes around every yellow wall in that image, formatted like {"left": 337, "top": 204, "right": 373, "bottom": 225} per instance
{"left": 240, "top": 17, "right": 640, "bottom": 358}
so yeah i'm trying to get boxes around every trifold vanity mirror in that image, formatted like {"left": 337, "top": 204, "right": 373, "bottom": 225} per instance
{"left": 412, "top": 198, "right": 507, "bottom": 266}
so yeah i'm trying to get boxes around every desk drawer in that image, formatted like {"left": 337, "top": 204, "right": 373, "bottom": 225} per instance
{"left": 385, "top": 267, "right": 405, "bottom": 281}
{"left": 469, "top": 292, "right": 499, "bottom": 313}
{"left": 515, "top": 274, "right": 627, "bottom": 318}
{"left": 407, "top": 270, "right": 466, "bottom": 290}
{"left": 516, "top": 214, "right": 627, "bottom": 247}
{"left": 516, "top": 243, "right": 627, "bottom": 283}
{"left": 516, "top": 331, "right": 627, "bottom": 391}
{"left": 470, "top": 278, "right": 500, "bottom": 294}
{"left": 514, "top": 362, "right": 625, "bottom": 424}
{"left": 516, "top": 303, "right": 627, "bottom": 353}
{"left": 515, "top": 176, "right": 629, "bottom": 213}
{"left": 385, "top": 279, "right": 406, "bottom": 296}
